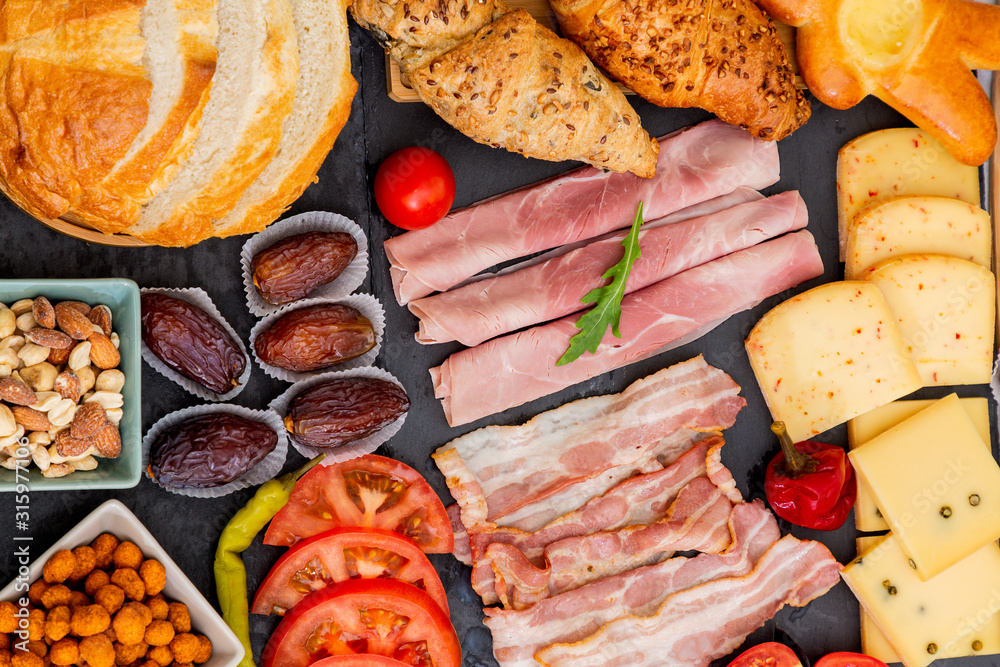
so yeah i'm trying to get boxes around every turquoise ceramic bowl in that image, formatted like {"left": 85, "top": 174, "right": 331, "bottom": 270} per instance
{"left": 0, "top": 279, "right": 141, "bottom": 491}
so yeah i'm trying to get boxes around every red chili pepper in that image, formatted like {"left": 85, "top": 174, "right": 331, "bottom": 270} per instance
{"left": 764, "top": 422, "right": 857, "bottom": 531}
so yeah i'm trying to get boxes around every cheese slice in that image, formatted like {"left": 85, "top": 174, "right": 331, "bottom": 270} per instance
{"left": 849, "top": 394, "right": 1000, "bottom": 580}
{"left": 862, "top": 254, "right": 994, "bottom": 386}
{"left": 745, "top": 281, "right": 921, "bottom": 443}
{"left": 855, "top": 536, "right": 901, "bottom": 665}
{"left": 845, "top": 195, "right": 992, "bottom": 279}
{"left": 848, "top": 397, "right": 991, "bottom": 531}
{"left": 843, "top": 534, "right": 1000, "bottom": 667}
{"left": 837, "top": 128, "right": 980, "bottom": 261}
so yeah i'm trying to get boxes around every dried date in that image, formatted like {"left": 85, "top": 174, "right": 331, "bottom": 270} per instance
{"left": 254, "top": 305, "right": 376, "bottom": 373}
{"left": 141, "top": 294, "right": 247, "bottom": 395}
{"left": 284, "top": 378, "right": 409, "bottom": 449}
{"left": 148, "top": 413, "right": 278, "bottom": 488}
{"left": 252, "top": 231, "right": 358, "bottom": 305}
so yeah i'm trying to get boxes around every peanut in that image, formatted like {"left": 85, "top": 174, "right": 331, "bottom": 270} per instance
{"left": 68, "top": 342, "right": 92, "bottom": 371}
{"left": 95, "top": 371, "right": 125, "bottom": 394}
{"left": 15, "top": 312, "right": 37, "bottom": 332}
{"left": 10, "top": 299, "right": 33, "bottom": 316}
{"left": 21, "top": 363, "right": 58, "bottom": 392}
{"left": 18, "top": 344, "right": 50, "bottom": 368}
{"left": 0, "top": 307, "right": 15, "bottom": 338}
{"left": 84, "top": 392, "right": 123, "bottom": 411}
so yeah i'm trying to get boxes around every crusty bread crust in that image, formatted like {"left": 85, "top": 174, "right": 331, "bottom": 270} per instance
{"left": 759, "top": 0, "right": 1000, "bottom": 165}
{"left": 409, "top": 9, "right": 658, "bottom": 176}
{"left": 551, "top": 0, "right": 808, "bottom": 141}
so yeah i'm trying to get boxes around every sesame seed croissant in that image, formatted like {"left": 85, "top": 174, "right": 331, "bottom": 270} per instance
{"left": 551, "top": 0, "right": 809, "bottom": 140}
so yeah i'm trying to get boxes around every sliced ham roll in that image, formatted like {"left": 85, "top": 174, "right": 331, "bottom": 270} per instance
{"left": 484, "top": 501, "right": 780, "bottom": 667}
{"left": 535, "top": 535, "right": 842, "bottom": 667}
{"left": 431, "top": 230, "right": 824, "bottom": 426}
{"left": 385, "top": 119, "right": 780, "bottom": 304}
{"left": 411, "top": 191, "right": 807, "bottom": 346}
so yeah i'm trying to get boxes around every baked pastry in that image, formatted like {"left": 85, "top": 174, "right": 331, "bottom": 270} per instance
{"left": 0, "top": 0, "right": 356, "bottom": 246}
{"left": 551, "top": 0, "right": 809, "bottom": 140}
{"left": 351, "top": 1, "right": 658, "bottom": 177}
{"left": 757, "top": 0, "right": 1000, "bottom": 165}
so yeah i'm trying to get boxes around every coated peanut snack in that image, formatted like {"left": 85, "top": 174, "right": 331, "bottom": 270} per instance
{"left": 0, "top": 535, "right": 213, "bottom": 667}
{"left": 0, "top": 298, "right": 126, "bottom": 478}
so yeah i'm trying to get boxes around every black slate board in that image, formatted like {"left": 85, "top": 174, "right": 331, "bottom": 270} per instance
{"left": 1, "top": 21, "right": 997, "bottom": 667}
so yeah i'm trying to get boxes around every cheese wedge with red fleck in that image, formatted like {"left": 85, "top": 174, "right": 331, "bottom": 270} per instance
{"left": 844, "top": 533, "right": 1000, "bottom": 667}
{"left": 845, "top": 195, "right": 992, "bottom": 279}
{"left": 745, "top": 281, "right": 921, "bottom": 443}
{"left": 849, "top": 398, "right": 991, "bottom": 532}
{"left": 861, "top": 254, "right": 994, "bottom": 386}
{"left": 837, "top": 128, "right": 979, "bottom": 261}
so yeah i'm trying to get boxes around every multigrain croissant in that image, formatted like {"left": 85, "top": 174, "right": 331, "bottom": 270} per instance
{"left": 551, "top": 0, "right": 809, "bottom": 140}
{"left": 351, "top": 0, "right": 658, "bottom": 176}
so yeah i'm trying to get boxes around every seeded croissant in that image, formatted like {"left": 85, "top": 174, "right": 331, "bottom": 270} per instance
{"left": 351, "top": 0, "right": 658, "bottom": 176}
{"left": 550, "top": 0, "right": 810, "bottom": 140}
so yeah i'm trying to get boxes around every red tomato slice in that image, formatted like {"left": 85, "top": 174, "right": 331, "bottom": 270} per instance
{"left": 727, "top": 643, "right": 802, "bottom": 667}
{"left": 252, "top": 527, "right": 449, "bottom": 616}
{"left": 263, "top": 455, "right": 453, "bottom": 553}
{"left": 815, "top": 653, "right": 890, "bottom": 667}
{"left": 310, "top": 657, "right": 410, "bottom": 667}
{"left": 260, "top": 579, "right": 461, "bottom": 667}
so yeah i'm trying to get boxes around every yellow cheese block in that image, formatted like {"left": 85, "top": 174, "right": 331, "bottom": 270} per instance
{"left": 844, "top": 195, "right": 992, "bottom": 279}
{"left": 745, "top": 281, "right": 921, "bottom": 443}
{"left": 855, "top": 536, "right": 901, "bottom": 665}
{"left": 837, "top": 128, "right": 980, "bottom": 261}
{"left": 849, "top": 394, "right": 1000, "bottom": 580}
{"left": 843, "top": 534, "right": 1000, "bottom": 667}
{"left": 862, "top": 254, "right": 995, "bottom": 386}
{"left": 848, "top": 397, "right": 991, "bottom": 532}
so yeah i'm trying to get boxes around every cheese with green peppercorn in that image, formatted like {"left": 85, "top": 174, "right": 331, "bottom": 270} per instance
{"left": 849, "top": 394, "right": 1000, "bottom": 579}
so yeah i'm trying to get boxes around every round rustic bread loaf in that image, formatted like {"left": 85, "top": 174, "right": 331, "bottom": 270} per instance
{"left": 0, "top": 0, "right": 355, "bottom": 246}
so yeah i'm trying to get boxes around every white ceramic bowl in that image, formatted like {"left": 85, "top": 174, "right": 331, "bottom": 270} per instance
{"left": 0, "top": 500, "right": 244, "bottom": 667}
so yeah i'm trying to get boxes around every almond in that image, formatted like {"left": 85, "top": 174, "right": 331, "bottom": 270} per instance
{"left": 0, "top": 377, "right": 37, "bottom": 406}
{"left": 55, "top": 429, "right": 93, "bottom": 458}
{"left": 57, "top": 301, "right": 92, "bottom": 316}
{"left": 47, "top": 346, "right": 71, "bottom": 366}
{"left": 70, "top": 401, "right": 107, "bottom": 439}
{"left": 55, "top": 303, "right": 96, "bottom": 340}
{"left": 32, "top": 297, "right": 55, "bottom": 329}
{"left": 25, "top": 327, "right": 72, "bottom": 350}
{"left": 11, "top": 405, "right": 52, "bottom": 432}
{"left": 88, "top": 333, "right": 120, "bottom": 370}
{"left": 92, "top": 424, "right": 121, "bottom": 458}
{"left": 53, "top": 370, "right": 81, "bottom": 402}
{"left": 88, "top": 305, "right": 113, "bottom": 337}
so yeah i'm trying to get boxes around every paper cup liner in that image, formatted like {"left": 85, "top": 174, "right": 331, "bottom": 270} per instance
{"left": 143, "top": 404, "right": 288, "bottom": 498}
{"left": 249, "top": 294, "right": 385, "bottom": 384}
{"left": 269, "top": 366, "right": 408, "bottom": 464}
{"left": 140, "top": 288, "right": 252, "bottom": 402}
{"left": 242, "top": 212, "right": 369, "bottom": 317}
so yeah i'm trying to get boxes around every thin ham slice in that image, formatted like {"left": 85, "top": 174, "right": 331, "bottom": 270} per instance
{"left": 483, "top": 501, "right": 780, "bottom": 667}
{"left": 534, "top": 535, "right": 842, "bottom": 667}
{"left": 410, "top": 192, "right": 808, "bottom": 346}
{"left": 432, "top": 230, "right": 824, "bottom": 426}
{"left": 432, "top": 356, "right": 745, "bottom": 533}
{"left": 385, "top": 120, "right": 780, "bottom": 304}
{"left": 467, "top": 437, "right": 725, "bottom": 604}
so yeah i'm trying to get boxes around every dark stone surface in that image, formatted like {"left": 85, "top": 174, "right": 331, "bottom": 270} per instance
{"left": 0, "top": 19, "right": 996, "bottom": 667}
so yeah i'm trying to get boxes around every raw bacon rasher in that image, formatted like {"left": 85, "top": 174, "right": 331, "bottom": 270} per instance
{"left": 385, "top": 120, "right": 780, "bottom": 304}
{"left": 432, "top": 230, "right": 824, "bottom": 427}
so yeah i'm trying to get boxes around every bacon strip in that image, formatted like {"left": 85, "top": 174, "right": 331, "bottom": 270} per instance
{"left": 483, "top": 501, "right": 780, "bottom": 667}
{"left": 534, "top": 535, "right": 842, "bottom": 667}
{"left": 432, "top": 356, "right": 745, "bottom": 532}
{"left": 431, "top": 231, "right": 823, "bottom": 427}
{"left": 385, "top": 120, "right": 780, "bottom": 304}
{"left": 410, "top": 192, "right": 807, "bottom": 346}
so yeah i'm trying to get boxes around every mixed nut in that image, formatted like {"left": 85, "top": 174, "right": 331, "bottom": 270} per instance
{"left": 0, "top": 298, "right": 126, "bottom": 478}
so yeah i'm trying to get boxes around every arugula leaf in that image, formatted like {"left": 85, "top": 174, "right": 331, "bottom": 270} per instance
{"left": 557, "top": 202, "right": 644, "bottom": 366}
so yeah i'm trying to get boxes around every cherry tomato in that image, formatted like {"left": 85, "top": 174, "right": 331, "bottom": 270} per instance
{"left": 263, "top": 455, "right": 454, "bottom": 554}
{"left": 260, "top": 579, "right": 461, "bottom": 667}
{"left": 252, "top": 527, "right": 449, "bottom": 616}
{"left": 726, "top": 642, "right": 802, "bottom": 667}
{"left": 814, "top": 653, "right": 890, "bottom": 667}
{"left": 374, "top": 147, "right": 455, "bottom": 230}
